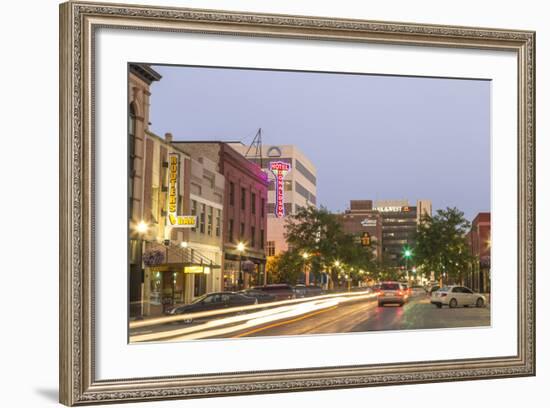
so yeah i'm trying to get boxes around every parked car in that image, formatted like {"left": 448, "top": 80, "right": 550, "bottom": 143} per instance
{"left": 304, "top": 285, "right": 324, "bottom": 297}
{"left": 376, "top": 281, "right": 408, "bottom": 307}
{"left": 411, "top": 285, "right": 427, "bottom": 296}
{"left": 293, "top": 284, "right": 307, "bottom": 298}
{"left": 428, "top": 285, "right": 441, "bottom": 295}
{"left": 252, "top": 284, "right": 296, "bottom": 301}
{"left": 166, "top": 292, "right": 257, "bottom": 315}
{"left": 293, "top": 284, "right": 324, "bottom": 298}
{"left": 239, "top": 288, "right": 277, "bottom": 303}
{"left": 399, "top": 282, "right": 412, "bottom": 296}
{"left": 430, "top": 286, "right": 486, "bottom": 308}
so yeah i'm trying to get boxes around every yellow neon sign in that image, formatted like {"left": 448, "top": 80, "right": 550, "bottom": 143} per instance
{"left": 166, "top": 153, "right": 197, "bottom": 228}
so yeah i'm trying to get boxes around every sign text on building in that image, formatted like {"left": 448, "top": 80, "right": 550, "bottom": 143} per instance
{"left": 269, "top": 161, "right": 291, "bottom": 218}
{"left": 375, "top": 206, "right": 411, "bottom": 213}
{"left": 361, "top": 218, "right": 377, "bottom": 227}
{"left": 166, "top": 153, "right": 197, "bottom": 228}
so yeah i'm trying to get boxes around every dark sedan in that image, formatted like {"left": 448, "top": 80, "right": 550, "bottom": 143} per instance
{"left": 239, "top": 288, "right": 277, "bottom": 303}
{"left": 252, "top": 284, "right": 296, "bottom": 301}
{"left": 166, "top": 292, "right": 258, "bottom": 316}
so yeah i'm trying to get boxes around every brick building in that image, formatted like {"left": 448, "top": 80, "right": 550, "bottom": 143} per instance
{"left": 172, "top": 142, "right": 269, "bottom": 290}
{"left": 466, "top": 212, "right": 491, "bottom": 293}
{"left": 338, "top": 200, "right": 383, "bottom": 262}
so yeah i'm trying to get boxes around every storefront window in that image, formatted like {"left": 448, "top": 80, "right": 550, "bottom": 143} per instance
{"left": 194, "top": 273, "right": 207, "bottom": 297}
{"left": 207, "top": 206, "right": 213, "bottom": 236}
{"left": 150, "top": 271, "right": 162, "bottom": 305}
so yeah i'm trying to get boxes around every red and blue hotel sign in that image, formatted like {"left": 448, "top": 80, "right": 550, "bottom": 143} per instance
{"left": 269, "top": 161, "right": 291, "bottom": 218}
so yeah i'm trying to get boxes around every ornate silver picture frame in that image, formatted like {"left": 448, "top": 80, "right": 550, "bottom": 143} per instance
{"left": 59, "top": 1, "right": 535, "bottom": 405}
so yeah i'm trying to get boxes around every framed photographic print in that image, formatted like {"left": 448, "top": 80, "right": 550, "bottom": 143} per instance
{"left": 59, "top": 1, "right": 536, "bottom": 405}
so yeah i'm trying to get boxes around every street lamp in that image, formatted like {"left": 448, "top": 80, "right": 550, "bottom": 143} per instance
{"left": 237, "top": 242, "right": 246, "bottom": 289}
{"left": 302, "top": 252, "right": 310, "bottom": 285}
{"left": 333, "top": 261, "right": 341, "bottom": 290}
{"left": 402, "top": 247, "right": 413, "bottom": 283}
{"left": 180, "top": 241, "right": 188, "bottom": 248}
{"left": 136, "top": 220, "right": 148, "bottom": 234}
{"left": 133, "top": 220, "right": 149, "bottom": 317}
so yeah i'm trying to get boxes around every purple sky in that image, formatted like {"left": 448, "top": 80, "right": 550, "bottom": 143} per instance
{"left": 149, "top": 65, "right": 490, "bottom": 222}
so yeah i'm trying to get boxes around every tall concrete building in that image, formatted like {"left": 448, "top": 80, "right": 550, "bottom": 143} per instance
{"left": 229, "top": 143, "right": 317, "bottom": 257}
{"left": 371, "top": 199, "right": 432, "bottom": 266}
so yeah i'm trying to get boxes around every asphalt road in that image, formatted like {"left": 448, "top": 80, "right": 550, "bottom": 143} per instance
{"left": 226, "top": 295, "right": 490, "bottom": 339}
{"left": 130, "top": 294, "right": 490, "bottom": 342}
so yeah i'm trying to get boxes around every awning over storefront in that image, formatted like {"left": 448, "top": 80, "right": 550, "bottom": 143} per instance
{"left": 143, "top": 241, "right": 221, "bottom": 271}
{"left": 224, "top": 247, "right": 266, "bottom": 264}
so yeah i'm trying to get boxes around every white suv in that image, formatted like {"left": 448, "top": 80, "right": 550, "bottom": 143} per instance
{"left": 431, "top": 286, "right": 486, "bottom": 308}
{"left": 377, "top": 281, "right": 408, "bottom": 307}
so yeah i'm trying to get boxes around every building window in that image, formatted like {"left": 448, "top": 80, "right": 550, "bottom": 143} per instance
{"left": 190, "top": 182, "right": 202, "bottom": 196}
{"left": 251, "top": 226, "right": 256, "bottom": 247}
{"left": 240, "top": 222, "right": 245, "bottom": 239}
{"left": 284, "top": 203, "right": 292, "bottom": 215}
{"left": 295, "top": 181, "right": 316, "bottom": 204}
{"left": 295, "top": 159, "right": 317, "bottom": 185}
{"left": 207, "top": 206, "right": 213, "bottom": 236}
{"left": 266, "top": 241, "right": 275, "bottom": 257}
{"left": 229, "top": 182, "right": 235, "bottom": 206}
{"left": 261, "top": 198, "right": 265, "bottom": 218}
{"left": 200, "top": 203, "right": 205, "bottom": 233}
{"left": 267, "top": 203, "right": 275, "bottom": 214}
{"left": 177, "top": 194, "right": 184, "bottom": 214}
{"left": 191, "top": 200, "right": 197, "bottom": 232}
{"left": 228, "top": 219, "right": 234, "bottom": 243}
{"left": 194, "top": 274, "right": 207, "bottom": 297}
{"left": 215, "top": 209, "right": 221, "bottom": 237}
{"left": 251, "top": 192, "right": 256, "bottom": 214}
{"left": 241, "top": 187, "right": 246, "bottom": 210}
{"left": 128, "top": 103, "right": 136, "bottom": 220}
{"left": 260, "top": 229, "right": 265, "bottom": 249}
{"left": 271, "top": 179, "right": 293, "bottom": 191}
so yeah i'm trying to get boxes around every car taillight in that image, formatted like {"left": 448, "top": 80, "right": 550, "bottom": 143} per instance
{"left": 397, "top": 291, "right": 403, "bottom": 296}
{"left": 441, "top": 293, "right": 447, "bottom": 297}
{"left": 377, "top": 291, "right": 383, "bottom": 296}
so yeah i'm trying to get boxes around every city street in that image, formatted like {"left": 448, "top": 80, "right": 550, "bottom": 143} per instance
{"left": 130, "top": 292, "right": 490, "bottom": 343}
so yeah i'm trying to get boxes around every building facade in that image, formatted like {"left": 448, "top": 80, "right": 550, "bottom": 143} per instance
{"left": 466, "top": 212, "right": 491, "bottom": 293}
{"left": 129, "top": 65, "right": 223, "bottom": 318}
{"left": 373, "top": 200, "right": 432, "bottom": 266}
{"left": 229, "top": 143, "right": 317, "bottom": 257}
{"left": 172, "top": 142, "right": 269, "bottom": 291}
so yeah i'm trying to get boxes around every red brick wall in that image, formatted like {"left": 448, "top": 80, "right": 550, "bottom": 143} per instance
{"left": 221, "top": 144, "right": 268, "bottom": 255}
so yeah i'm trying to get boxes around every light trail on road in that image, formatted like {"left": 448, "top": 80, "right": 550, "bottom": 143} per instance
{"left": 129, "top": 290, "right": 376, "bottom": 329}
{"left": 130, "top": 292, "right": 377, "bottom": 343}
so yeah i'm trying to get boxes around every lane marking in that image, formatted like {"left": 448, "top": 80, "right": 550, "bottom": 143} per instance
{"left": 299, "top": 300, "right": 377, "bottom": 334}
{"left": 232, "top": 305, "right": 339, "bottom": 338}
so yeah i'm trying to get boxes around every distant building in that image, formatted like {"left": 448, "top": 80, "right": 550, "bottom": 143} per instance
{"left": 173, "top": 142, "right": 269, "bottom": 291}
{"left": 229, "top": 143, "right": 317, "bottom": 257}
{"left": 338, "top": 200, "right": 383, "bottom": 262}
{"left": 341, "top": 199, "right": 432, "bottom": 267}
{"left": 466, "top": 212, "right": 491, "bottom": 293}
{"left": 372, "top": 200, "right": 430, "bottom": 265}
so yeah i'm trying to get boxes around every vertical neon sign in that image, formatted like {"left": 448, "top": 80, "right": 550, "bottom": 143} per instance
{"left": 269, "top": 161, "right": 291, "bottom": 218}
{"left": 167, "top": 153, "right": 179, "bottom": 226}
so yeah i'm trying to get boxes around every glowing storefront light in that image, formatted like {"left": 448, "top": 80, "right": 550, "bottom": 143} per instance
{"left": 269, "top": 161, "right": 291, "bottom": 218}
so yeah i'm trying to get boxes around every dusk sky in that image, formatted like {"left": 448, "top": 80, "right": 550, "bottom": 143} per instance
{"left": 149, "top": 65, "right": 491, "bottom": 221}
